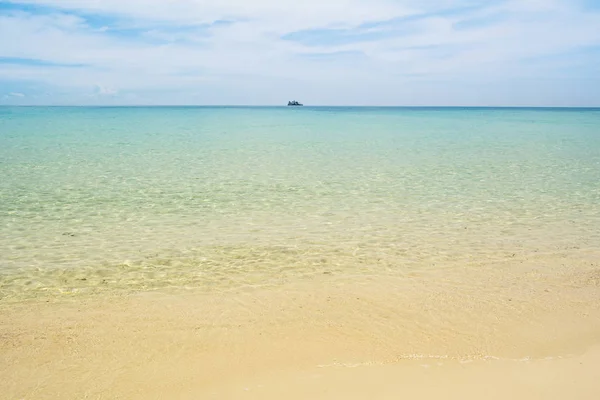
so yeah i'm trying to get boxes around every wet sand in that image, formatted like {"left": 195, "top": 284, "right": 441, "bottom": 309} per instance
{"left": 211, "top": 347, "right": 600, "bottom": 400}
{"left": 2, "top": 256, "right": 600, "bottom": 399}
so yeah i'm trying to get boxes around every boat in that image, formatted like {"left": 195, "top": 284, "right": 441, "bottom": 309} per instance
{"left": 287, "top": 100, "right": 303, "bottom": 106}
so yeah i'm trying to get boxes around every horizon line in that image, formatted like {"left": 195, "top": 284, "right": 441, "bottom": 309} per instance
{"left": 1, "top": 105, "right": 600, "bottom": 109}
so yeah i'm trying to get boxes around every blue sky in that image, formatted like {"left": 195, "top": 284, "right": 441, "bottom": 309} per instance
{"left": 1, "top": 0, "right": 599, "bottom": 106}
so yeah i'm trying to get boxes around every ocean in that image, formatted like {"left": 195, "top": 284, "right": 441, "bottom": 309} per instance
{"left": 1, "top": 106, "right": 599, "bottom": 300}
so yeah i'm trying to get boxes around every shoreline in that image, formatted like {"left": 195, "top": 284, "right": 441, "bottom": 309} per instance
{"left": 2, "top": 260, "right": 600, "bottom": 399}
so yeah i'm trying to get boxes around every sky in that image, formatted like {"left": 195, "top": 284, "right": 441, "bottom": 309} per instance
{"left": 1, "top": 0, "right": 599, "bottom": 106}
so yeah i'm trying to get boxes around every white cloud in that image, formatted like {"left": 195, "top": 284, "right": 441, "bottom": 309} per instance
{"left": 8, "top": 92, "right": 26, "bottom": 97}
{"left": 1, "top": 0, "right": 599, "bottom": 105}
{"left": 94, "top": 84, "right": 118, "bottom": 96}
{"left": 5, "top": 0, "right": 413, "bottom": 29}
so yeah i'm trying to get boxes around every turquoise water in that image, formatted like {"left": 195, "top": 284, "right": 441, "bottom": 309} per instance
{"left": 1, "top": 107, "right": 599, "bottom": 299}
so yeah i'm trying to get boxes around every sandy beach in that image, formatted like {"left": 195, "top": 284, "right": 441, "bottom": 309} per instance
{"left": 2, "top": 254, "right": 600, "bottom": 399}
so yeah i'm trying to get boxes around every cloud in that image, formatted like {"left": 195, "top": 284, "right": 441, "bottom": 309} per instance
{"left": 8, "top": 92, "right": 25, "bottom": 97}
{"left": 93, "top": 84, "right": 118, "bottom": 96}
{"left": 1, "top": 0, "right": 599, "bottom": 105}
{"left": 0, "top": 56, "right": 87, "bottom": 67}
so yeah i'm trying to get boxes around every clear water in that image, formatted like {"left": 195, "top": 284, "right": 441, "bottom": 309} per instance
{"left": 1, "top": 107, "right": 599, "bottom": 299}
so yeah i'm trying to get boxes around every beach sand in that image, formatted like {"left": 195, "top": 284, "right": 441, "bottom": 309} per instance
{"left": 211, "top": 347, "right": 600, "bottom": 400}
{"left": 2, "top": 257, "right": 600, "bottom": 399}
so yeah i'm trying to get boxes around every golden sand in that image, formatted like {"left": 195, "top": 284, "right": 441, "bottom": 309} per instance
{"left": 2, "top": 253, "right": 600, "bottom": 399}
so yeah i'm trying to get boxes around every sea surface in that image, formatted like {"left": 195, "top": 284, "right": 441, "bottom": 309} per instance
{"left": 1, "top": 106, "right": 599, "bottom": 300}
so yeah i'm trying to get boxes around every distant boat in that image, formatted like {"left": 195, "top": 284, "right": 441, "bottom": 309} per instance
{"left": 287, "top": 100, "right": 303, "bottom": 106}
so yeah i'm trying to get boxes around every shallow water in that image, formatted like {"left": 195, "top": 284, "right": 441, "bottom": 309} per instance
{"left": 1, "top": 107, "right": 599, "bottom": 299}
